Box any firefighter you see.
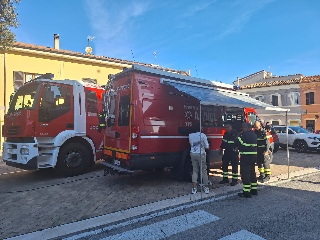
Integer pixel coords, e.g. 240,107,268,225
235,122,258,198
254,121,272,183
219,123,239,186
98,111,107,132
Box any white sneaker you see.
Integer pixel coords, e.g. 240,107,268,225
203,187,210,194
192,188,197,194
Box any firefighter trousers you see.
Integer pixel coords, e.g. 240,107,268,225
257,150,272,176
222,151,239,180
240,155,257,193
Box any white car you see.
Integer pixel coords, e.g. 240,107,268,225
273,126,320,153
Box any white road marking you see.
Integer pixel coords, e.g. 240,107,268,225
101,210,219,240
219,230,266,240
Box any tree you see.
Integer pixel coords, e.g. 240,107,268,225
0,0,20,52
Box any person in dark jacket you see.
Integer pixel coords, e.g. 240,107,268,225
235,122,258,198
98,111,107,132
254,121,272,182
219,123,239,186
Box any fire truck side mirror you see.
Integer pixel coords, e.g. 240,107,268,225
45,90,55,104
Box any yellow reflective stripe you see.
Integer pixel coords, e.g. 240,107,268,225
228,141,235,143
266,135,271,138
238,137,257,147
243,184,251,188
251,187,257,190
240,152,257,154
257,138,266,140
243,188,251,192
258,145,266,147
222,139,227,142
251,182,258,186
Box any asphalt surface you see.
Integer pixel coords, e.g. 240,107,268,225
73,171,320,240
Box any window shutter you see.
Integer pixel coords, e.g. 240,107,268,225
310,92,314,104
14,71,24,91
306,93,310,105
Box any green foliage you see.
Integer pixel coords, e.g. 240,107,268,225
0,0,20,52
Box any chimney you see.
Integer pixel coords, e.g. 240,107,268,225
54,34,59,50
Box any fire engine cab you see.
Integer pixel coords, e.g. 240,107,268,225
100,65,274,180
2,78,104,176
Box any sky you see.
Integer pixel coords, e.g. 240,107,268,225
13,0,320,84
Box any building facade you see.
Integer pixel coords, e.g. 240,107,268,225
300,75,320,132
236,71,303,126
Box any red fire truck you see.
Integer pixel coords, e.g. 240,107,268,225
100,65,272,180
2,77,105,176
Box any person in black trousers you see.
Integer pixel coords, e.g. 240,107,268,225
235,122,258,198
219,123,239,186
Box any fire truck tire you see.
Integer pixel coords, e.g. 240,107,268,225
56,143,90,177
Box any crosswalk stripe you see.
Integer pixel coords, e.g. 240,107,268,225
219,230,266,240
100,210,219,240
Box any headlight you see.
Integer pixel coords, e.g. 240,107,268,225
20,148,29,155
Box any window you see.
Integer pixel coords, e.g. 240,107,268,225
201,106,224,127
13,71,43,91
82,78,97,84
86,90,98,116
38,84,72,122
272,95,279,106
8,83,40,113
306,92,314,105
306,120,315,133
118,95,130,126
290,92,300,106
247,111,262,127
271,121,280,126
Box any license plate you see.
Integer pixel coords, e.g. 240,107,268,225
114,160,121,166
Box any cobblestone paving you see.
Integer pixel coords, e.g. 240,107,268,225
0,149,319,239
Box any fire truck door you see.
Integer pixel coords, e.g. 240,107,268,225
114,94,131,153
36,83,74,137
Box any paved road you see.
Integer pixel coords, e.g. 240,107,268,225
73,171,320,240
0,149,319,239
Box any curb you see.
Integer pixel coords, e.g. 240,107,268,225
5,167,320,240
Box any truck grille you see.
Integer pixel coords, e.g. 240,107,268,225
7,126,21,136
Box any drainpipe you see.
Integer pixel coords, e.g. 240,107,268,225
3,52,6,113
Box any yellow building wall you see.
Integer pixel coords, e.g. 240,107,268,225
0,49,129,151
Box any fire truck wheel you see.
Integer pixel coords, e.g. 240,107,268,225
56,143,90,176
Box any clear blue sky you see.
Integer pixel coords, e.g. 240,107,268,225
14,0,320,84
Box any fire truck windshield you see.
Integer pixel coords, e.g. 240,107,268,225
8,83,40,113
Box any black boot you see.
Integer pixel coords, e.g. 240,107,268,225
238,191,252,198
230,179,238,186
258,174,265,181
262,175,270,183
219,178,229,184
250,189,258,196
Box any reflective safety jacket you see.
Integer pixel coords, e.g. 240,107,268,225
98,111,107,132
235,130,257,155
220,129,238,152
254,128,270,152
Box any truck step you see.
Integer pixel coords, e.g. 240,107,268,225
99,161,134,174
39,153,53,156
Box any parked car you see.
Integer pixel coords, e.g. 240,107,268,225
315,130,320,134
273,126,320,153
270,127,279,153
